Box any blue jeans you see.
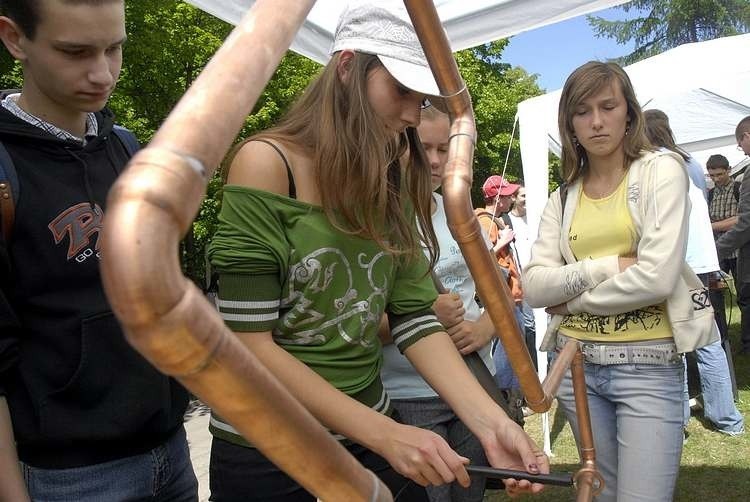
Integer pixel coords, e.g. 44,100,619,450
22,427,197,502
392,398,487,502
682,341,745,434
520,301,538,371
492,341,519,389
556,359,684,502
491,306,523,390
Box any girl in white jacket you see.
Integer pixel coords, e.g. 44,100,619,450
525,61,692,502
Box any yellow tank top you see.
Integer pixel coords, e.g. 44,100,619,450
559,176,671,342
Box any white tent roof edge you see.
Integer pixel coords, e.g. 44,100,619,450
186,0,630,64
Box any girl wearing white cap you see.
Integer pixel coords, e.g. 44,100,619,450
208,3,547,500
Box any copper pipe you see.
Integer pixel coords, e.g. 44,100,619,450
404,2,603,497
571,350,604,500
544,339,579,397
99,0,390,500
405,0,547,413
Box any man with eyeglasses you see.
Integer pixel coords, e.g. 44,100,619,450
716,116,750,355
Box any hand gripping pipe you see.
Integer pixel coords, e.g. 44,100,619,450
402,1,602,499
99,1,390,500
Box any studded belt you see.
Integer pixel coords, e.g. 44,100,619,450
556,334,681,366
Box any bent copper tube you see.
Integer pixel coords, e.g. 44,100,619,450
405,1,603,497
99,1,390,500
405,0,548,413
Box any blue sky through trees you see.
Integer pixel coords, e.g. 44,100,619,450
503,7,636,91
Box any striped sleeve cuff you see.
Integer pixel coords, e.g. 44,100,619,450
217,273,282,332
387,310,444,353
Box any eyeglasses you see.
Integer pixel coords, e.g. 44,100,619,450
420,98,433,110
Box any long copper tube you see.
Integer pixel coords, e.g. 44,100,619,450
405,0,547,413
99,1,390,500
404,1,603,496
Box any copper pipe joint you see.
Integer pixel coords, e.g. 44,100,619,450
541,338,579,402
573,463,605,501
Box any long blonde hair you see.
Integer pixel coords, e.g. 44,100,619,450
227,52,436,265
558,61,652,183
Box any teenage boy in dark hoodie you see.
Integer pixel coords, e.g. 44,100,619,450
0,1,197,500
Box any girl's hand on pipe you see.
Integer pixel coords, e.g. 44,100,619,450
378,421,471,488
476,415,549,497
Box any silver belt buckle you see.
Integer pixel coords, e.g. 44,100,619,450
581,342,598,364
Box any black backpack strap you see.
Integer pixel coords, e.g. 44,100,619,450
501,212,513,229
251,139,296,199
112,125,141,159
0,142,19,242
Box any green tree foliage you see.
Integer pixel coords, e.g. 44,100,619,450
0,22,21,89
455,41,543,206
110,0,231,139
111,1,320,288
589,0,750,64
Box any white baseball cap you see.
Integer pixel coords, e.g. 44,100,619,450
330,2,442,98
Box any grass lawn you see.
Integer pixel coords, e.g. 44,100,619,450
485,303,750,501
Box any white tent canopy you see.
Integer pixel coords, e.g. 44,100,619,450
186,0,628,64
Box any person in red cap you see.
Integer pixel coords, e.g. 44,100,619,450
474,175,526,420
482,175,520,215
475,175,522,302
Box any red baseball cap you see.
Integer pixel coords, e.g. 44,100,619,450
482,175,520,198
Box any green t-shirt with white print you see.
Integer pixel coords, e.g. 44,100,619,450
207,185,442,446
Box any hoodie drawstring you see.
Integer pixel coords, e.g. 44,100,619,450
66,149,97,210
651,157,660,230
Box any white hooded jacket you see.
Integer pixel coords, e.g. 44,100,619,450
525,150,718,353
